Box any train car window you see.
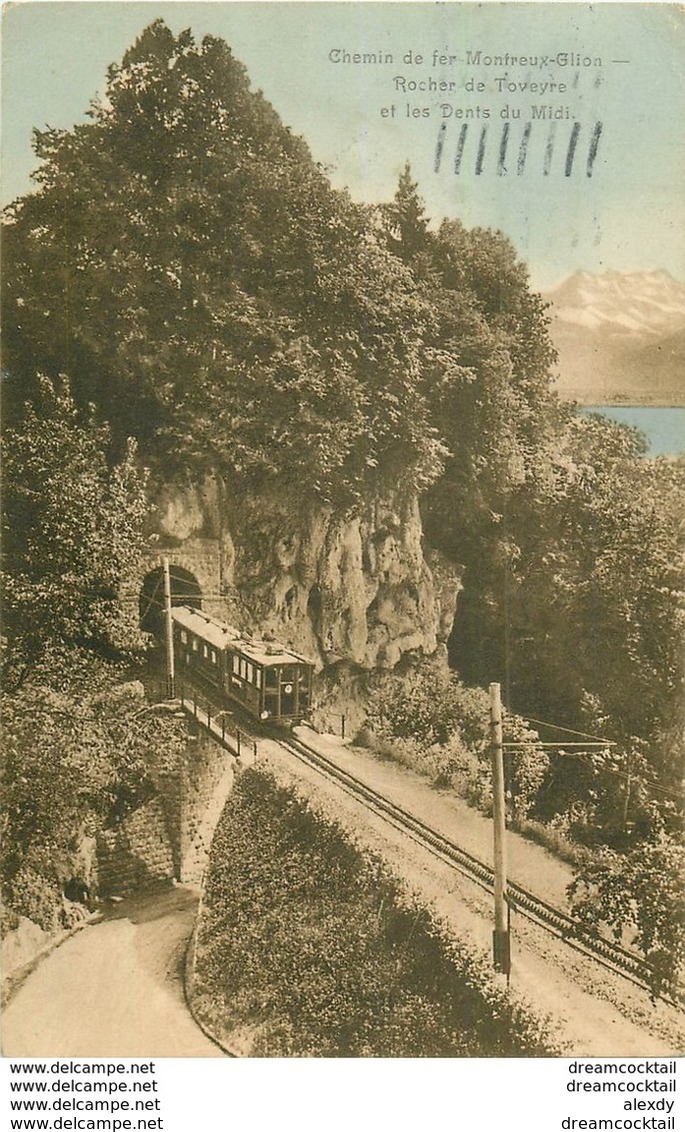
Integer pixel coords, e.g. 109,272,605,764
180,630,188,645
246,662,253,684
281,666,296,683
232,654,239,675
211,648,217,665
203,644,208,659
239,658,247,680
265,668,278,690
192,638,199,652
255,668,262,690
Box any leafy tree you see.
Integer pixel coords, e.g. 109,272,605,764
379,190,567,727
1,379,149,687
567,834,685,997
505,418,684,756
420,218,560,566
442,409,683,827
375,171,683,829
2,22,443,502
0,652,188,928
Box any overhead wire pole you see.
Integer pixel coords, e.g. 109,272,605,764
162,555,175,699
487,700,617,983
489,682,511,978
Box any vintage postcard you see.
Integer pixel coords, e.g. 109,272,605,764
1,0,683,1096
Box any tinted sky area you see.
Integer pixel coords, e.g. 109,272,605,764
2,2,684,290
584,406,685,455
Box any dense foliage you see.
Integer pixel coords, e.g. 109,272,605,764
378,171,683,783
1,380,186,931
376,169,684,857
1,654,187,930
365,665,549,821
2,22,442,502
567,836,685,997
194,767,564,1056
1,380,149,688
2,20,682,971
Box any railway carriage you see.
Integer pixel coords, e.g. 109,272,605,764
171,605,313,723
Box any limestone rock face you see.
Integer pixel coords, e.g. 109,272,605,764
151,477,461,674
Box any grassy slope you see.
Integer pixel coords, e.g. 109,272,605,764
191,766,565,1057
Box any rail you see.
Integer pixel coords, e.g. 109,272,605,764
171,685,677,1004
277,732,664,993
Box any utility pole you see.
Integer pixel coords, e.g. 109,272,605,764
489,682,510,977
621,749,633,834
162,555,175,699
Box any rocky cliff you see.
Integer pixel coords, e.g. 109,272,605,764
149,476,460,726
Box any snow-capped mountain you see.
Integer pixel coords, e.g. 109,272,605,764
544,270,685,405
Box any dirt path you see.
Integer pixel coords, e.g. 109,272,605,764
4,732,682,1060
2,887,223,1058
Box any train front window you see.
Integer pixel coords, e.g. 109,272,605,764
232,655,239,675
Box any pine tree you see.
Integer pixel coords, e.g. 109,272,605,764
381,161,429,265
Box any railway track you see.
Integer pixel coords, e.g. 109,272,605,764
272,730,672,1002
173,686,673,1003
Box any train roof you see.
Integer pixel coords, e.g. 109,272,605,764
236,638,312,668
171,605,313,668
171,605,241,649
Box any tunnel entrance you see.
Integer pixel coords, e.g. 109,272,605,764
139,564,202,638
447,574,505,688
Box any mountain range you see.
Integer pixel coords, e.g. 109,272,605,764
543,270,685,406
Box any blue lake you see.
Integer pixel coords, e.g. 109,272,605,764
581,407,685,456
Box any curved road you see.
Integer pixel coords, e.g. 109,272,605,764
2,887,224,1057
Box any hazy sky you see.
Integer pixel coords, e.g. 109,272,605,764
2,2,684,289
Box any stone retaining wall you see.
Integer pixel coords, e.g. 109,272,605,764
176,735,236,887
96,798,175,896
95,732,236,896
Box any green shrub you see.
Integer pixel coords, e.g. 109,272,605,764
7,866,63,933
516,814,595,870
365,668,549,820
567,834,685,997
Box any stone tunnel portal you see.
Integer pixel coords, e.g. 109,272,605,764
139,564,203,639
